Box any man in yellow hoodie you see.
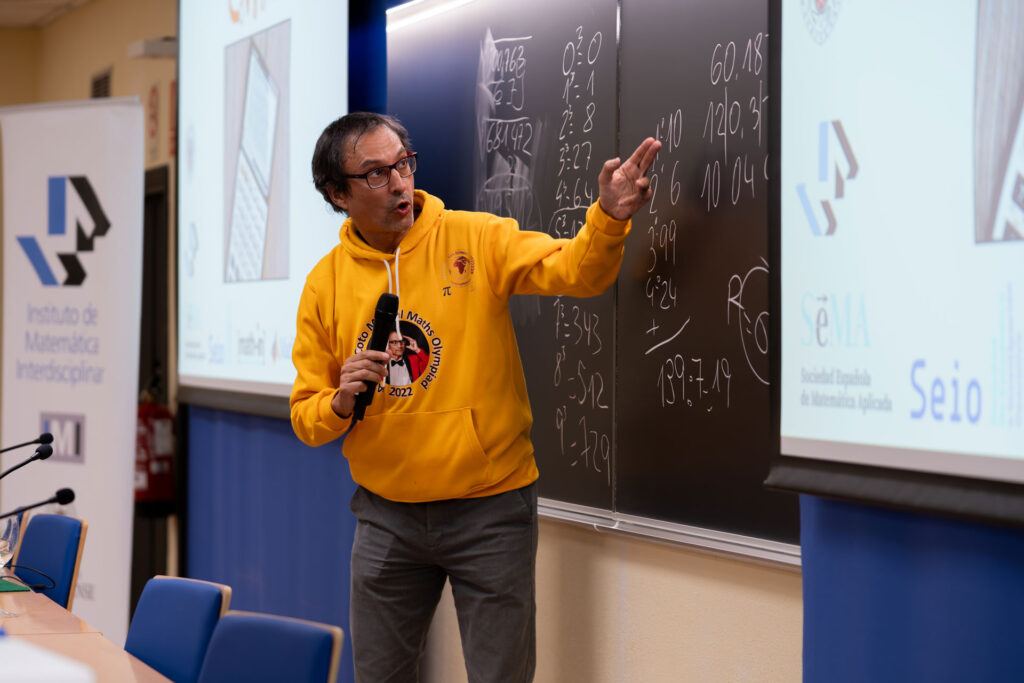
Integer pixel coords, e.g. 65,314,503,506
291,111,659,682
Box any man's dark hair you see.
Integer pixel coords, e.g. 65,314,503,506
311,112,413,213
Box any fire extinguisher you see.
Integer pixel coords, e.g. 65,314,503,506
135,398,175,502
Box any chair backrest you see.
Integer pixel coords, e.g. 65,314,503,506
197,610,344,683
13,514,87,609
124,575,232,683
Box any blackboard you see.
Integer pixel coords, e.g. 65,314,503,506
387,0,799,549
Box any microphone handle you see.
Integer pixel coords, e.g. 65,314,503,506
0,496,59,521
352,319,395,423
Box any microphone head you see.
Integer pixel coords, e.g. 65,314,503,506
376,293,399,316
33,444,53,461
55,488,75,505
38,432,53,445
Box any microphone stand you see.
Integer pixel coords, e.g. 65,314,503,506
0,446,53,481
0,489,75,521
0,434,52,454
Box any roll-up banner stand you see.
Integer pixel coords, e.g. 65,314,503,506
0,98,143,644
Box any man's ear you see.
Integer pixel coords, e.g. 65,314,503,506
327,185,349,212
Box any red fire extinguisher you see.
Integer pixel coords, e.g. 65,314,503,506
135,399,175,502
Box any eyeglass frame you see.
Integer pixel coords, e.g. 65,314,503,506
342,153,418,190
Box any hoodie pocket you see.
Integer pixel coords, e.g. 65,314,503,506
343,407,492,502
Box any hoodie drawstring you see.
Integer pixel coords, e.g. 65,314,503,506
393,247,402,336
382,248,402,336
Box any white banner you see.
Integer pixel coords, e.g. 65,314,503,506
1,99,143,644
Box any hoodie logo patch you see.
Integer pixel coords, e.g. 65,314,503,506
356,309,444,395
446,250,475,286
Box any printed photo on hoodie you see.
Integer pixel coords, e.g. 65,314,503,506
384,320,430,387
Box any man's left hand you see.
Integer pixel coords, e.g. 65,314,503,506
597,137,662,221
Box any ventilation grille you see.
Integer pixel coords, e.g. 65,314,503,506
91,69,111,98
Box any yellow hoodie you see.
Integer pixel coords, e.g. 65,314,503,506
290,190,630,502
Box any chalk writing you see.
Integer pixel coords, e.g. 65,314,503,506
548,24,611,485
727,258,770,384
701,33,770,213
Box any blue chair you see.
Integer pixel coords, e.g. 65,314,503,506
13,513,87,609
197,610,344,683
125,575,232,683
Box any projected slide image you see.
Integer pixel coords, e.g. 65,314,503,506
223,21,291,283
178,0,347,395
780,0,1024,481
974,0,1024,243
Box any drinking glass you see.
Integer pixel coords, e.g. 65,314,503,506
0,516,20,617
0,516,18,567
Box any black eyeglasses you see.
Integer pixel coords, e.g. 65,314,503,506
343,153,418,189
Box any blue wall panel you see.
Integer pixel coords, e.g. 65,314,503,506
801,495,1024,682
186,405,356,682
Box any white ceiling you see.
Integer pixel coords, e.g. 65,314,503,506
0,0,90,28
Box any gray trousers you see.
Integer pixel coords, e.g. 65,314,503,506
349,483,538,683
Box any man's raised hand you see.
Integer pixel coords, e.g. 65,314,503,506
597,137,662,221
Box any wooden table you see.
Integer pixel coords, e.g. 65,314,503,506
0,588,97,635
1,583,171,682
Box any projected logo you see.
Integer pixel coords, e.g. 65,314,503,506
796,120,858,237
18,176,111,286
40,412,86,464
228,0,271,24
802,0,841,45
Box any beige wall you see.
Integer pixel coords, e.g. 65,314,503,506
0,0,178,198
36,0,177,171
0,29,41,106
423,519,803,683
0,0,178,171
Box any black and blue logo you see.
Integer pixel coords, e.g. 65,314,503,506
18,176,110,286
796,120,858,237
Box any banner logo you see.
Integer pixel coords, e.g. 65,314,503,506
40,412,86,464
796,120,858,236
18,176,111,286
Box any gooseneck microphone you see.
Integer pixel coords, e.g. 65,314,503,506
0,432,53,454
352,293,399,423
0,445,54,481
0,488,75,520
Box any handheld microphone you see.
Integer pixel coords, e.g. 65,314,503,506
0,432,53,454
352,293,399,423
0,488,75,520
0,445,53,481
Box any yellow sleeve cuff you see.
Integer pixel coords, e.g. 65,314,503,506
318,391,352,433
589,200,631,237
